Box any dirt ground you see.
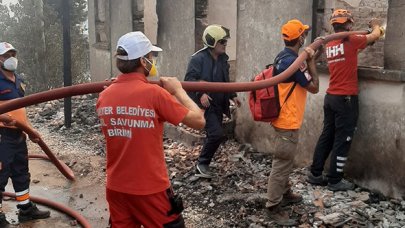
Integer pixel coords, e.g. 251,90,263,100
2,100,404,228
3,110,231,228
3,125,109,228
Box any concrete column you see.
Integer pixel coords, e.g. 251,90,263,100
234,0,313,158
89,0,113,82
207,0,237,61
110,0,133,76
144,0,158,44
195,0,208,51
156,0,195,80
132,0,144,32
384,0,405,70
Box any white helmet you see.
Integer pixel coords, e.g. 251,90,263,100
202,24,230,48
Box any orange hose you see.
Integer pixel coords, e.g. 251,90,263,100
0,31,368,115
2,192,91,228
0,115,75,180
29,154,55,160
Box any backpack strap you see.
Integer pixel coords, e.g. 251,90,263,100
273,52,291,74
274,51,298,109
281,82,297,108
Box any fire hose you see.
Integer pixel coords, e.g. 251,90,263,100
0,31,368,115
0,117,87,226
2,192,91,228
0,31,367,227
0,115,75,180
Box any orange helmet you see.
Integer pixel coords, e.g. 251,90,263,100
330,9,354,24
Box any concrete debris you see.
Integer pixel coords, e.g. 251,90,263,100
28,96,405,227
69,220,78,226
318,212,345,224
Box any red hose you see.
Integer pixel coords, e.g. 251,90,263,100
0,31,368,115
29,154,56,160
0,115,75,180
28,154,71,172
28,153,73,178
2,192,91,228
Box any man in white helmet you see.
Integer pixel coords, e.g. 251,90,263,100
184,24,241,178
0,42,50,227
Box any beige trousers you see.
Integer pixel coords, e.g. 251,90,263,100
266,128,299,207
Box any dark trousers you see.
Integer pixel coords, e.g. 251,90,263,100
310,94,359,184
0,128,30,205
198,107,224,165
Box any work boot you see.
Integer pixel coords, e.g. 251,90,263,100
0,212,10,228
195,164,213,179
266,204,297,226
327,179,355,192
306,172,328,186
281,189,303,206
17,202,50,223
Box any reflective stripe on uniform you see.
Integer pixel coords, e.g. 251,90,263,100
336,162,345,167
337,156,347,161
15,189,30,203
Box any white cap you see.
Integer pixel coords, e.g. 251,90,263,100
0,42,17,55
116,32,162,60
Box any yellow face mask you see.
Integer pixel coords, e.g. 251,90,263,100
144,58,158,77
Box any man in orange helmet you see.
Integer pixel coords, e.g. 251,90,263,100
307,10,383,191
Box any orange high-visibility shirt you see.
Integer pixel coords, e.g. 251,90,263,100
97,73,189,195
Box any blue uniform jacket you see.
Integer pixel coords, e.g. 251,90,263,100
0,71,25,101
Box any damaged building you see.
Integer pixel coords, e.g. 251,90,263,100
87,0,405,198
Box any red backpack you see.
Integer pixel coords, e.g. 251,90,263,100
249,56,296,122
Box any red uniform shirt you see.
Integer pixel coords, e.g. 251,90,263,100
325,34,367,95
96,73,188,195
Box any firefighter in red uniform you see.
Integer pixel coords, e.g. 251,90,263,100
96,32,205,227
0,42,50,227
307,10,383,191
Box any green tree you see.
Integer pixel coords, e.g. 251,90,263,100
6,0,47,93
0,1,14,34
0,0,89,93
44,0,89,87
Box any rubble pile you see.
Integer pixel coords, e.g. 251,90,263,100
28,95,106,155
27,96,405,227
163,139,405,227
